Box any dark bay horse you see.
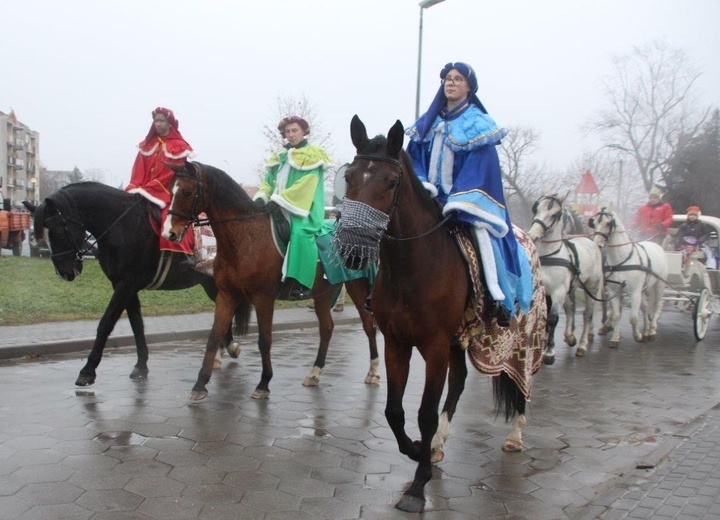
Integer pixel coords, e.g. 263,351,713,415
333,116,547,512
27,182,251,386
162,162,378,401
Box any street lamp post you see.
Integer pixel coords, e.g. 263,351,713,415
415,0,446,120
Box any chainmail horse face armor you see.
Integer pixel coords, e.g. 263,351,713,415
332,197,390,271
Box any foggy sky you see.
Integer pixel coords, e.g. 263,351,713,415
2,0,719,189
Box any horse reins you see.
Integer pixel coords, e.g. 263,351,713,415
47,193,143,260
353,154,452,242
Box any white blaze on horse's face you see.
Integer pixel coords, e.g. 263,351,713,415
161,184,180,241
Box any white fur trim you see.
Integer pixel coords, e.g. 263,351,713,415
137,143,159,157
444,201,509,238
164,149,195,160
128,188,166,208
270,194,309,218
474,227,506,301
422,182,438,198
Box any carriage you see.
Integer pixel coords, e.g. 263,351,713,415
662,214,720,340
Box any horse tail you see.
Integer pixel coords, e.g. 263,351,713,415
232,296,253,337
492,371,526,421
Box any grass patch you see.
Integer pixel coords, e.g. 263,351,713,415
0,257,216,326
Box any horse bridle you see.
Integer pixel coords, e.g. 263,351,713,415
44,194,141,260
352,153,452,242
531,195,564,236
167,162,204,228
588,208,617,242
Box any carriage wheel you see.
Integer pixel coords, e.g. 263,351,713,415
693,287,710,341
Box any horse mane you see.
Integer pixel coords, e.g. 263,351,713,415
192,162,254,210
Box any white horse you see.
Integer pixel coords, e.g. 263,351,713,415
528,194,604,362
589,208,668,347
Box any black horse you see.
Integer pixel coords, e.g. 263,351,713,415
26,182,251,387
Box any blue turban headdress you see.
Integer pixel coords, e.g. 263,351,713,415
414,62,489,140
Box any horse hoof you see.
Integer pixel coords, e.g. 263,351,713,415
543,354,555,365
302,376,320,387
646,334,656,342
575,348,586,357
609,340,619,348
75,374,96,386
129,367,149,379
502,439,523,452
431,448,445,464
565,337,577,347
251,389,270,400
188,389,208,401
395,494,425,513
227,341,241,359
364,374,381,385
598,325,613,336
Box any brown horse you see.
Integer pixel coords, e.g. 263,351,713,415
162,161,378,401
334,116,547,512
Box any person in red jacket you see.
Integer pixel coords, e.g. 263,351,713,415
125,107,195,255
632,187,674,244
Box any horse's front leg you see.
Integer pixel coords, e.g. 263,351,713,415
628,289,644,343
125,293,150,379
608,289,623,347
189,292,235,401
76,283,138,386
576,295,596,357
395,342,448,513
251,298,275,399
384,340,416,458
544,294,559,365
431,339,467,463
563,289,577,347
643,283,664,341
346,279,380,384
302,283,334,387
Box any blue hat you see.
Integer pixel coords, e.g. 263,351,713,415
414,62,488,139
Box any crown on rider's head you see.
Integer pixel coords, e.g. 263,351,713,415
687,205,701,215
649,186,662,198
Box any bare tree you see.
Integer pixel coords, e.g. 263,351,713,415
587,40,711,193
498,126,552,225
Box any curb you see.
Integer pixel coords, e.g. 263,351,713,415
0,314,362,361
570,405,716,520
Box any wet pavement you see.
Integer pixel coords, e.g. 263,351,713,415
0,307,719,519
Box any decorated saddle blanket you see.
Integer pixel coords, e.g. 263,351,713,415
455,225,547,400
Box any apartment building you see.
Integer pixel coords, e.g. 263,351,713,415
1,109,40,208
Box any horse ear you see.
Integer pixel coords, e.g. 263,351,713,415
22,200,37,214
350,115,368,152
560,189,571,203
387,120,405,157
164,161,185,173
532,199,539,214
588,217,595,229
